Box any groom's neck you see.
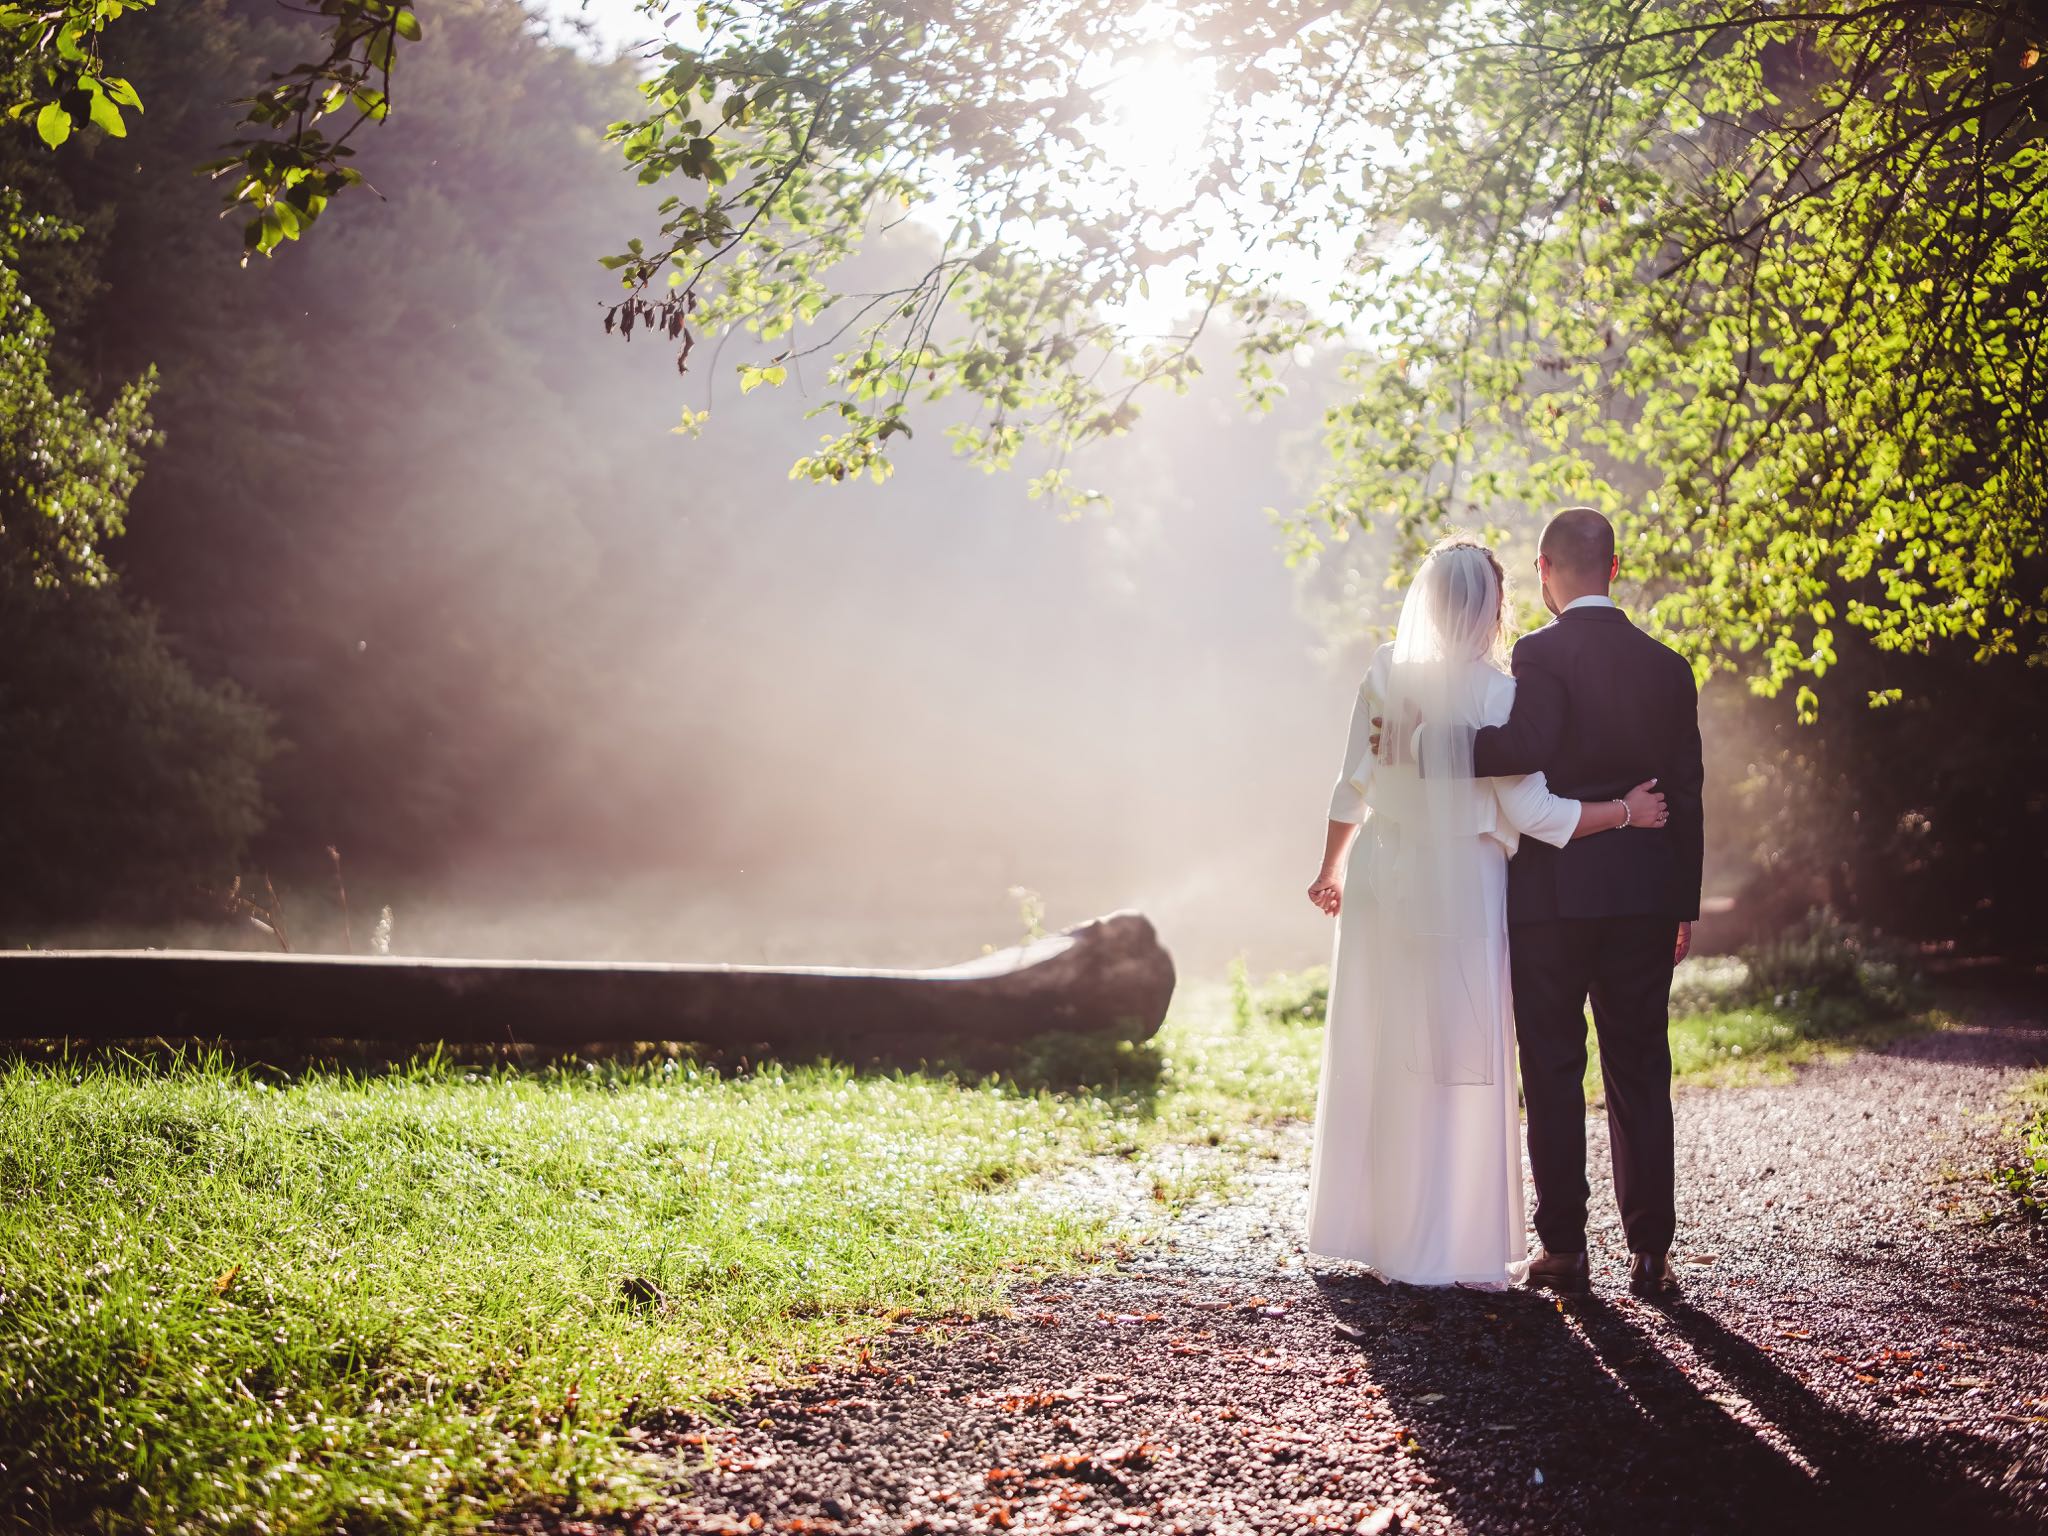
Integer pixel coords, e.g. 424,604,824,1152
1547,578,1609,612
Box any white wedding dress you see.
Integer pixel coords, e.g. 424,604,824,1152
1307,644,1582,1285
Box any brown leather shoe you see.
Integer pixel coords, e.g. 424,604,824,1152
1517,1248,1590,1293
1628,1252,1680,1301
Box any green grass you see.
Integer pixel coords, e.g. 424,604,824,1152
0,993,1318,1534
2,936,1927,1536
1250,939,1933,1102
1989,1070,2048,1223
1616,935,1930,1093
1596,1000,1930,1094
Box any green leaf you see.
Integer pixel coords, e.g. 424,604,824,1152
86,88,126,139
394,9,422,42
35,103,72,149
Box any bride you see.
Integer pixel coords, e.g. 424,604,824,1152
1303,537,1665,1286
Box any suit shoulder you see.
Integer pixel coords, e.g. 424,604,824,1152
1623,630,1700,711
1509,622,1565,662
1639,631,1698,687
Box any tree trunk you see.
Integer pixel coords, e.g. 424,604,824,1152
0,910,1176,1050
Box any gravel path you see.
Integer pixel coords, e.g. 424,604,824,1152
510,1003,2048,1535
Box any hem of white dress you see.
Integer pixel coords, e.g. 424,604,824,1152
1305,1242,1524,1289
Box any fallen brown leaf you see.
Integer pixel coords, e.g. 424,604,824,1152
1103,1439,1175,1467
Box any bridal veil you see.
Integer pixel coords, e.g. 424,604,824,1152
1353,541,1506,1086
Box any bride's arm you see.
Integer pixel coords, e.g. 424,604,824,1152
1497,772,1667,845
1484,670,1663,843
1308,820,1360,915
1568,780,1666,837
1310,670,1380,915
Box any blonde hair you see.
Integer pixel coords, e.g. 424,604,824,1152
1420,534,1509,667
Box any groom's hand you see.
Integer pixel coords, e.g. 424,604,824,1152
1674,921,1693,964
1367,710,1422,764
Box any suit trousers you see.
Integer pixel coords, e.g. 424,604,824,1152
1508,915,1679,1256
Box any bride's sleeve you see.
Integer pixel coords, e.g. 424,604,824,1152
1328,683,1375,824
1486,674,1578,847
1495,769,1579,848
1326,655,1386,824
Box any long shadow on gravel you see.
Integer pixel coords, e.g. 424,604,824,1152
1655,1304,2035,1529
1314,1272,2027,1533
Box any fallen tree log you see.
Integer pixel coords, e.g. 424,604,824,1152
0,910,1175,1049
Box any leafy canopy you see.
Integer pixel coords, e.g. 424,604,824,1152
6,0,2041,703
0,190,272,904
0,193,153,585
599,0,2048,702
1,0,422,256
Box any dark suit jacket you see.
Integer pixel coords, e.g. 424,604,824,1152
1473,604,1704,924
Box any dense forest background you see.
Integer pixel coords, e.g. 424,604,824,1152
1,0,2040,968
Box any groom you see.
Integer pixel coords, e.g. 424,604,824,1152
1473,507,1704,1299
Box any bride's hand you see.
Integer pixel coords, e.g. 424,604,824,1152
1623,778,1668,829
1307,874,1343,916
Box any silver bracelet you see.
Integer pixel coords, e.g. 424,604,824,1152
1617,798,1631,829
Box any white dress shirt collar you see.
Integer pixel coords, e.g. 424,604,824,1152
1562,593,1617,612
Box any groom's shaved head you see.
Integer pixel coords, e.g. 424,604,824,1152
1540,507,1616,585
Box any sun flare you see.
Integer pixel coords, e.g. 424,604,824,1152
1095,48,1219,214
